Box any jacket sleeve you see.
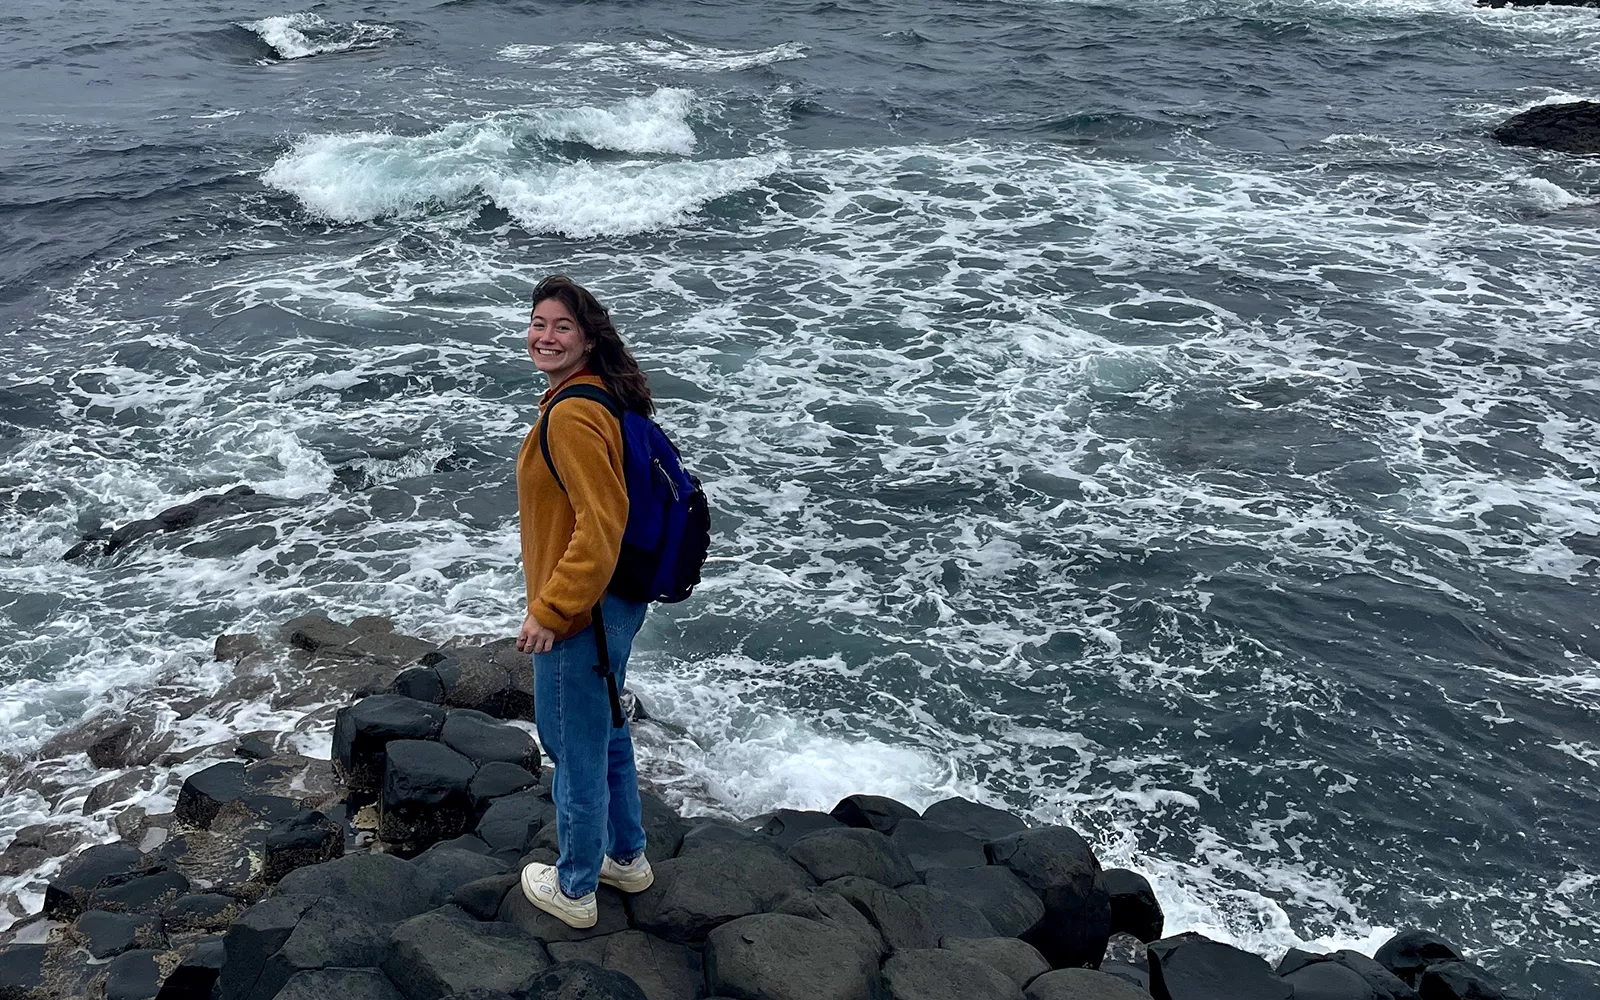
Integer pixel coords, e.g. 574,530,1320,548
529,400,628,635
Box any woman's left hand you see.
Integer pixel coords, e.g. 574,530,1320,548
518,614,557,654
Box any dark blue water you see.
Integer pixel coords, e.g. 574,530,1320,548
2,0,1598,993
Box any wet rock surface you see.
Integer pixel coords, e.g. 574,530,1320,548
0,617,1530,1000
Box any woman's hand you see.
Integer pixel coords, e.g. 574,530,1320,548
517,614,557,654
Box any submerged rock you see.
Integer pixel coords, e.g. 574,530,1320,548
1493,101,1600,155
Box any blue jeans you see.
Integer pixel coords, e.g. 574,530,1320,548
533,592,649,898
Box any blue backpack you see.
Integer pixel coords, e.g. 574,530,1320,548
538,383,711,725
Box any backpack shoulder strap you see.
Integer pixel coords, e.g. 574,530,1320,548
538,383,622,494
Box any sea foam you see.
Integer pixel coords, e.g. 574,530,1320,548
240,13,398,61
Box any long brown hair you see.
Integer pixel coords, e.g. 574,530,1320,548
530,274,653,417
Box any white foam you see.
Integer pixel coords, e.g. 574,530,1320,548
533,88,698,156
241,13,398,61
497,37,806,73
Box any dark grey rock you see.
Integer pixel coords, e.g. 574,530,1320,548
476,791,555,858
276,853,441,920
174,759,309,830
1026,967,1151,1000
826,876,939,951
0,944,46,998
164,893,240,933
891,819,988,875
788,826,916,887
883,948,1023,1000
384,905,550,1000
147,829,261,899
449,873,519,921
499,881,631,942
74,909,163,959
678,818,755,854
899,883,1000,942
545,930,703,1000
1284,960,1382,1000
332,694,448,794
706,913,881,1000
1493,101,1600,154
942,937,1050,989
1279,949,1415,1000
639,792,685,863
830,794,918,835
89,868,191,915
1417,960,1508,1000
437,992,515,1000
281,613,359,652
215,633,264,664
264,810,343,883
628,840,814,944
275,968,407,1000
1147,932,1292,1000
43,842,142,918
925,866,1046,938
219,894,320,1000
1099,960,1151,993
106,949,163,1000
87,721,140,769
426,648,536,721
435,833,494,856
441,710,541,770
154,937,226,1000
749,809,842,850
1375,930,1464,988
524,960,650,1000
770,885,886,957
390,666,446,705
922,797,1028,843
411,846,510,900
246,896,393,1000
380,739,476,846
469,763,538,815
1101,869,1163,943
986,826,1110,969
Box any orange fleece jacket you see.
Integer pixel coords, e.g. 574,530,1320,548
516,373,628,640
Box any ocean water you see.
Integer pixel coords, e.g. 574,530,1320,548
1,0,1598,992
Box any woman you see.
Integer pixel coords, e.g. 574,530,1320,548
514,274,654,929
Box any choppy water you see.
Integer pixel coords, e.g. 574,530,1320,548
2,0,1598,992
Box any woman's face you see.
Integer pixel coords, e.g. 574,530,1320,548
528,297,590,383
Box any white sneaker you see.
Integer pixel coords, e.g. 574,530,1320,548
520,861,597,929
599,853,655,893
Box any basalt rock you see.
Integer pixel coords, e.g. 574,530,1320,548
1375,930,1464,988
897,883,999,942
1279,948,1416,999
379,739,476,847
174,756,334,830
924,865,1046,939
628,841,814,944
524,961,650,1000
383,906,550,1000
986,826,1110,969
639,792,686,863
264,810,343,883
825,876,940,951
941,937,1051,990
1417,960,1509,1000
422,646,536,721
155,937,226,1000
440,710,541,771
1100,868,1163,943
1026,968,1151,1000
219,894,319,1000
1493,101,1600,154
43,843,143,919
500,884,631,942
409,846,509,899
922,797,1028,842
88,867,191,916
748,809,842,850
706,913,882,1000
1147,932,1292,1000
105,949,163,1000
830,794,919,836
545,930,703,1000
475,791,555,861
882,948,1024,1000
449,873,519,921
275,968,406,1000
165,893,241,933
770,886,887,957
891,819,988,875
242,896,392,1000
788,827,916,887
469,763,538,816
73,909,164,959
333,695,448,795
276,853,441,920
0,944,46,999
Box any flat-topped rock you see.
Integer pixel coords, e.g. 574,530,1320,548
276,853,442,920
941,937,1050,990
380,739,476,846
707,913,882,1000
333,695,448,794
441,710,541,771
922,797,1027,843
788,826,916,887
383,906,550,1000
629,840,814,944
545,930,702,1000
1027,967,1151,1000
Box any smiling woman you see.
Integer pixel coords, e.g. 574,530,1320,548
513,275,658,929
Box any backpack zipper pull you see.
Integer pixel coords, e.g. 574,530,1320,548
654,458,679,501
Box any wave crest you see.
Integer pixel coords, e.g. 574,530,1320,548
240,12,398,60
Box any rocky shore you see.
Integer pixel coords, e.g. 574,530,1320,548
0,615,1523,1000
